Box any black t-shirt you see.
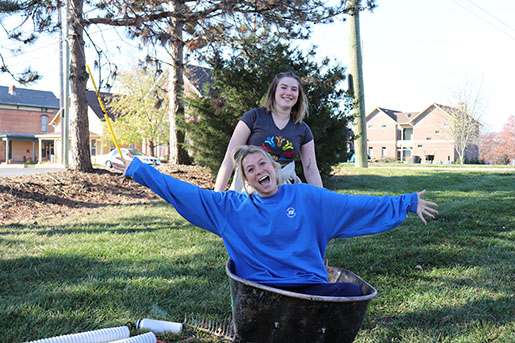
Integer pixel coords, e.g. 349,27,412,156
240,107,314,166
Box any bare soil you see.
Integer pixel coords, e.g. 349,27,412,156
0,165,216,226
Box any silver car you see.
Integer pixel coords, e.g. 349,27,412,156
100,148,161,168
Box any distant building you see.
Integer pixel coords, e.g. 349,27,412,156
0,85,59,163
0,64,212,165
366,103,479,163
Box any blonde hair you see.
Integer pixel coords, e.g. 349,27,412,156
232,145,282,194
262,72,308,124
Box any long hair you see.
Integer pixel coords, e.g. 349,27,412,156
262,72,308,124
232,145,282,194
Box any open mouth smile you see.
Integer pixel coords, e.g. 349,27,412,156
258,175,270,185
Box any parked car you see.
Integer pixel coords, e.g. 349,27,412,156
98,148,161,168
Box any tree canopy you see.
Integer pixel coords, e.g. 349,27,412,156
104,68,169,156
0,0,376,170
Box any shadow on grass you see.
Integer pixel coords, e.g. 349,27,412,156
326,171,514,194
365,295,513,340
0,243,231,342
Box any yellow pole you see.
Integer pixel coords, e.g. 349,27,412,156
86,64,124,161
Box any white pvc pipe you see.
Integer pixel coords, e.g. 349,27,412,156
135,318,183,334
110,332,157,343
25,326,130,343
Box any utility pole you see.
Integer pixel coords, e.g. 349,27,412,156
58,0,64,165
62,0,70,167
348,0,368,168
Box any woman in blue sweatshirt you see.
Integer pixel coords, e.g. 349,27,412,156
113,145,438,296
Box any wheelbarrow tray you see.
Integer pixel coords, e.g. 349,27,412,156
226,259,377,343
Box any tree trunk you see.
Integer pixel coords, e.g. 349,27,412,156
168,0,190,165
68,0,92,171
149,140,156,156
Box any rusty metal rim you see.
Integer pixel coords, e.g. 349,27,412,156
225,260,378,303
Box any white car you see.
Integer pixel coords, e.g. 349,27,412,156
99,148,161,168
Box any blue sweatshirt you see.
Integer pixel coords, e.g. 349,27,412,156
126,158,418,287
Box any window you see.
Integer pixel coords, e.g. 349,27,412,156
403,128,413,140
418,144,423,148
368,124,374,129
435,130,440,135
381,124,387,129
381,147,386,158
41,115,48,133
444,123,449,127
90,139,97,156
368,147,373,157
426,137,432,140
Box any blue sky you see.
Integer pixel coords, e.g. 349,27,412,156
1,0,513,132
299,0,515,132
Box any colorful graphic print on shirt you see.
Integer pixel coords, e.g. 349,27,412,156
262,135,295,165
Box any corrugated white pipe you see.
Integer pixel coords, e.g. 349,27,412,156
25,326,130,343
110,332,157,343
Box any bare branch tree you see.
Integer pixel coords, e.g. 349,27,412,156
447,79,485,164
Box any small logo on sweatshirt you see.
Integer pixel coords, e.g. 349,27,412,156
286,207,296,218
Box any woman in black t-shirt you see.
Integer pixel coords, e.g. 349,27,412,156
214,72,323,192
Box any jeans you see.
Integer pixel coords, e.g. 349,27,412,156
278,282,364,297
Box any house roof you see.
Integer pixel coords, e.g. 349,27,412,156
86,90,118,121
0,85,59,109
49,91,118,126
374,107,417,124
369,104,460,125
184,64,213,97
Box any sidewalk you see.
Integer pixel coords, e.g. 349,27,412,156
0,162,66,169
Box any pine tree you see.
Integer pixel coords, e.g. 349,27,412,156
182,42,351,176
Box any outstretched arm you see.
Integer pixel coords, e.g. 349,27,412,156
416,190,439,225
112,155,229,236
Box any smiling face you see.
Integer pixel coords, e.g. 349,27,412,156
241,151,279,197
274,76,299,112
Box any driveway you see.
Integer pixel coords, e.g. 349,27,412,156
0,167,66,177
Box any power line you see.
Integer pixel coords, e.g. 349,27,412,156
450,0,515,41
465,0,515,33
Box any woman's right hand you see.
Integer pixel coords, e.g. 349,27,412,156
112,152,134,179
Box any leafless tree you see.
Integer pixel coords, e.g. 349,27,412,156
447,79,485,164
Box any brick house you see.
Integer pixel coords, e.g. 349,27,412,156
0,85,59,164
1,64,211,165
366,103,479,163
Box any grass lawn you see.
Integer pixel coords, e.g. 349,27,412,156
1,166,513,342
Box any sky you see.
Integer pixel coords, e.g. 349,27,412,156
1,0,514,132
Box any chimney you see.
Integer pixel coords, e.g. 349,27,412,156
8,85,16,96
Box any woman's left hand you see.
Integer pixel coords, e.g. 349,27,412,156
416,190,439,225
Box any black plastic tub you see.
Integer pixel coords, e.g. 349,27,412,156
226,259,377,343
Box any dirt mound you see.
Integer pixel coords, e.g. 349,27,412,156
0,164,216,226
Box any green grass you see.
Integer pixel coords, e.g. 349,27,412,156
1,166,514,342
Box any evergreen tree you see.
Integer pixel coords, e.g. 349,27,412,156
182,41,351,177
